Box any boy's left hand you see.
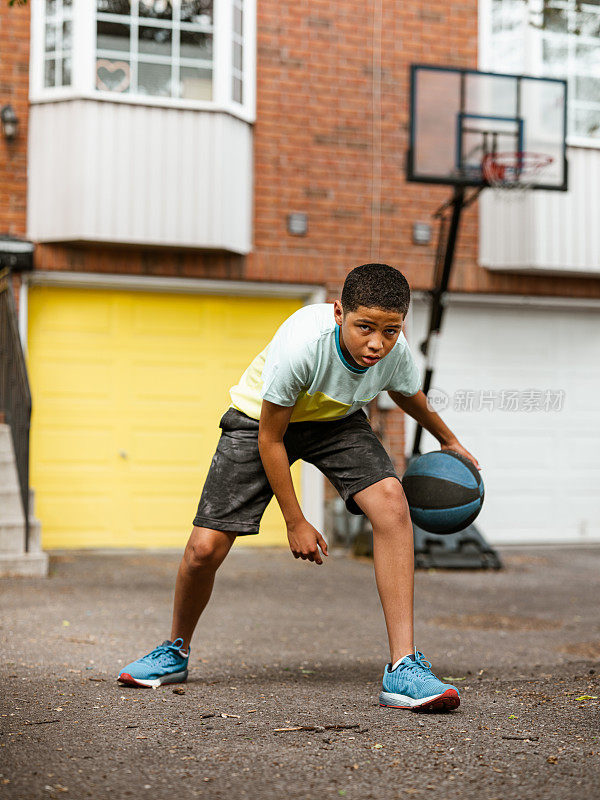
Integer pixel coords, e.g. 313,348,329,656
440,440,481,471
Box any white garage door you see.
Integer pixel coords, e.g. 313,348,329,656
405,298,600,545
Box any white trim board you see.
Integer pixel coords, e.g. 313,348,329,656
411,291,600,311
23,270,325,299
20,271,327,538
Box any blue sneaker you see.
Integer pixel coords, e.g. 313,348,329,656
117,638,189,688
379,649,460,712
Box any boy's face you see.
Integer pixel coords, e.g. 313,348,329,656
333,301,405,368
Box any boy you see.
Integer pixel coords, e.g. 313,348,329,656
118,264,479,712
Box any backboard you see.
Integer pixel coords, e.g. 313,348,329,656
407,65,568,191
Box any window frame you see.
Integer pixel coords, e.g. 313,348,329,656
479,0,600,148
30,0,256,124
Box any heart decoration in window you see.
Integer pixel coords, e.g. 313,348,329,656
96,59,131,93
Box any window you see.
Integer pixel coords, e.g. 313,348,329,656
485,0,600,144
31,0,255,119
43,0,74,88
232,0,243,103
96,1,213,100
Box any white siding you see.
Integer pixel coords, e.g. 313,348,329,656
480,148,600,277
27,100,253,254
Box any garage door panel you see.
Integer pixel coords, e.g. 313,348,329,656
562,378,600,413
561,314,600,346
130,296,209,337
41,492,114,542
130,491,198,527
127,342,211,361
429,317,553,362
36,358,115,401
436,369,559,393
33,425,115,466
28,288,302,549
129,429,213,466
32,291,116,335
427,424,557,470
204,297,287,335
480,368,557,388
487,431,555,469
482,492,555,523
558,477,600,498
131,363,207,399
559,432,600,468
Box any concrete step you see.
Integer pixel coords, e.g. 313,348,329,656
0,450,14,465
0,458,21,486
0,520,25,554
0,424,14,457
0,551,49,577
0,425,43,558
0,471,39,520
0,488,25,523
0,424,27,525
0,463,21,484
0,517,43,554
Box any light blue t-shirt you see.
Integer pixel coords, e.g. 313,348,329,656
229,303,421,422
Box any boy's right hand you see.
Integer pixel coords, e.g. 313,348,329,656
286,518,329,565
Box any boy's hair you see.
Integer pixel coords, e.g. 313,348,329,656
341,263,411,316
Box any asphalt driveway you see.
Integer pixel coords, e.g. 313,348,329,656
1,546,599,799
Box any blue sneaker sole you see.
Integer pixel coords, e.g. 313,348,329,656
117,668,188,688
379,688,460,712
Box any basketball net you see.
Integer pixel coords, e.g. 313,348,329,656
481,152,554,200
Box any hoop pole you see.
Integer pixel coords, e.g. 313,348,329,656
412,185,466,456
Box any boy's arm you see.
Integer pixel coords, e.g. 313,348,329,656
388,389,481,470
258,400,329,565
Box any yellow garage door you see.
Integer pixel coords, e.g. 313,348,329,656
27,287,302,549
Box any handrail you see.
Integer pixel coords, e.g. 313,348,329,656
0,268,31,550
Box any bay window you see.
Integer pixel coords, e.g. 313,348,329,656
31,0,255,121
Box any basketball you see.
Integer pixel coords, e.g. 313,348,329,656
402,451,484,535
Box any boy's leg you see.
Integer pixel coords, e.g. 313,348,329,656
354,477,460,710
291,413,459,709
174,409,276,649
118,410,271,686
353,477,414,664
170,526,237,650
290,413,413,663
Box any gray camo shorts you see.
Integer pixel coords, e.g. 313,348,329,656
193,407,399,535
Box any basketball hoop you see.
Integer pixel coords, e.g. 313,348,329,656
482,152,554,195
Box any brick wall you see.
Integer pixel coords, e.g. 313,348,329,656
247,0,473,295
0,2,29,241
1,2,30,314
